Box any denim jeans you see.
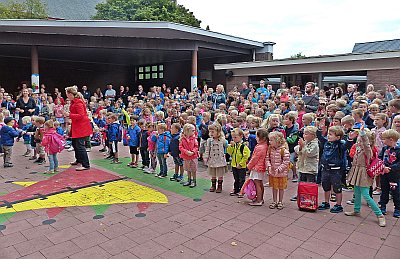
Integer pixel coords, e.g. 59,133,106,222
48,154,59,171
353,186,382,216
157,153,168,176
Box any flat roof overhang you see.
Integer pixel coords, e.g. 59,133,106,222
215,51,400,76
0,20,269,66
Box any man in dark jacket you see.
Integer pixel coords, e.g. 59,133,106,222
302,82,319,113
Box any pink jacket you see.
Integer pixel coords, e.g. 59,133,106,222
266,146,290,177
247,142,268,173
147,131,156,151
179,135,198,160
41,128,65,155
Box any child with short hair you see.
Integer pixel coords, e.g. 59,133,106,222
388,99,400,128
21,116,33,157
198,112,212,162
41,120,65,174
138,119,150,171
318,126,347,213
204,123,228,193
127,115,141,167
227,128,251,196
379,129,400,218
0,117,23,167
108,114,122,164
179,123,199,187
151,123,171,178
283,111,299,182
246,128,269,206
34,116,46,165
170,123,184,181
266,131,290,209
352,108,365,130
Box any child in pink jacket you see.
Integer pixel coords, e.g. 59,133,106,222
146,122,157,174
179,123,199,188
247,128,269,206
266,131,290,210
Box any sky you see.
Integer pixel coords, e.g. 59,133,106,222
178,0,400,59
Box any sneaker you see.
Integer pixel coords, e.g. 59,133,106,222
346,199,355,205
318,202,331,210
3,163,13,168
330,194,337,202
182,181,191,186
54,167,59,172
393,209,400,218
344,211,360,216
127,162,133,167
342,186,354,192
292,177,298,183
373,188,381,195
131,163,138,168
237,194,244,198
176,175,184,182
170,174,178,181
105,155,114,160
29,156,37,160
38,159,46,165
148,168,156,174
378,215,386,227
189,181,197,188
67,147,74,152
277,202,284,210
44,170,55,174
380,206,387,215
110,160,122,164
290,195,298,201
330,204,343,213
142,166,149,171
99,148,107,152
86,148,91,152
230,192,239,196
155,173,161,177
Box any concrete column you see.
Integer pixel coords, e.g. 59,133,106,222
31,46,39,93
191,49,198,92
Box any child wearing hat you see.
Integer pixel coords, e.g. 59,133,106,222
0,117,24,167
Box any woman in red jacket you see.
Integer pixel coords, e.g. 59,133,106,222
64,86,92,171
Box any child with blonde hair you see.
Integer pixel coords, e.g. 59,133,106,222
246,128,269,206
179,123,199,187
266,131,290,209
372,113,389,195
265,114,286,138
41,120,65,174
204,123,228,193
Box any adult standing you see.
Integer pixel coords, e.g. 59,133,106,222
15,88,36,126
64,86,92,171
212,84,226,109
240,82,250,98
104,84,116,101
302,82,319,113
94,87,104,101
276,82,288,96
81,85,91,101
135,85,147,100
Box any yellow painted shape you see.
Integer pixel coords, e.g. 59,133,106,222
13,182,37,187
0,180,168,215
58,165,71,169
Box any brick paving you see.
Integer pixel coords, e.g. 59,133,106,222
0,142,398,259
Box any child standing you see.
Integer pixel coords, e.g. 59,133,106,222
108,114,122,164
41,120,64,174
0,117,23,167
138,119,150,171
21,116,33,157
283,111,299,182
179,123,199,187
266,131,290,209
291,126,319,201
146,122,157,174
204,123,228,193
151,123,171,178
170,123,184,181
378,129,400,218
127,115,141,167
318,126,347,213
246,128,269,206
227,128,250,196
345,125,386,226
33,116,46,165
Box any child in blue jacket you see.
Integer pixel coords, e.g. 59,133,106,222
0,117,23,167
127,115,141,168
21,116,33,157
107,114,122,164
151,123,171,178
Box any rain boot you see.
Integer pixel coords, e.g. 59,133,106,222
209,179,217,192
216,180,223,193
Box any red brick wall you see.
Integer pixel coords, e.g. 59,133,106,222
367,69,400,90
226,76,249,92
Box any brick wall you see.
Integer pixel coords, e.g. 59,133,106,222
367,69,400,90
226,76,249,92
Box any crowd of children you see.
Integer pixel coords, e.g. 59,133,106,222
1,81,400,228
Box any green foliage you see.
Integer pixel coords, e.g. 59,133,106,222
93,0,201,27
0,0,48,19
290,52,306,59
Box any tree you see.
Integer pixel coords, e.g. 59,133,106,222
0,0,47,19
92,0,201,28
290,52,306,59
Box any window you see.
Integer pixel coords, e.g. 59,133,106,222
138,64,164,80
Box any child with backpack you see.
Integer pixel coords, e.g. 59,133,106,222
127,115,141,168
266,131,291,209
227,128,250,197
345,125,386,227
41,120,65,174
204,123,228,193
179,123,199,187
108,114,122,164
246,128,269,206
170,123,184,181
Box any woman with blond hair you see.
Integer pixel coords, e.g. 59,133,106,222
64,86,92,171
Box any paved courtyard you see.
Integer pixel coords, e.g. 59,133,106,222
0,142,398,259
